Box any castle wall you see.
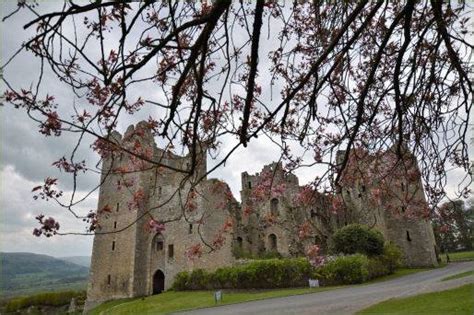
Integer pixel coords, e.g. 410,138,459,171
86,125,439,311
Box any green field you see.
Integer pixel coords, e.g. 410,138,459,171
358,284,474,314
89,268,434,315
441,251,474,263
365,268,432,284
441,270,474,282
89,287,338,315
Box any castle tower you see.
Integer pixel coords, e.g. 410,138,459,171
85,122,237,311
337,147,438,267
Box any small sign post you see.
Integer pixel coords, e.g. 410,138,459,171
214,290,222,304
308,279,320,288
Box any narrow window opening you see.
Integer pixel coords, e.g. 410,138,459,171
114,221,117,229
168,244,174,258
236,236,243,248
156,240,163,251
116,203,119,212
158,186,162,195
248,181,252,189
310,209,317,218
188,223,193,234
107,274,111,285
401,182,405,192
270,198,279,216
361,185,366,192
406,230,412,242
112,241,116,251
401,206,406,213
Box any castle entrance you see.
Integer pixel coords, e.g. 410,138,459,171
152,270,165,294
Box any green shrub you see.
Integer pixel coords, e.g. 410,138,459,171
3,290,86,313
367,242,402,279
317,254,369,285
172,258,312,290
187,269,210,290
380,242,402,272
172,271,190,290
331,224,384,256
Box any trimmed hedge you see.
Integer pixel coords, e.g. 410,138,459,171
331,224,385,256
316,254,369,285
173,258,312,290
173,243,402,290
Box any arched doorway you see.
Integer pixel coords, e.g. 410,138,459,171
152,270,165,294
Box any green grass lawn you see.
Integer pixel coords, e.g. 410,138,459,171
89,287,338,315
441,250,474,263
89,268,435,315
365,268,432,284
358,284,474,315
441,270,474,282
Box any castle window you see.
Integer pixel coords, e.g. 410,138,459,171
310,209,317,218
114,221,117,229
401,206,406,213
248,181,252,189
270,198,279,216
401,182,405,192
361,185,366,192
156,240,163,251
107,274,111,285
406,230,412,242
112,241,116,251
188,224,193,234
116,203,119,212
168,244,174,258
236,237,243,248
268,234,277,251
154,234,164,251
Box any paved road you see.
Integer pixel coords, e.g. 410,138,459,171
176,261,473,315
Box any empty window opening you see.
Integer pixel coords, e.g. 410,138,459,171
270,198,279,216
248,181,252,189
361,185,366,192
310,209,317,218
168,244,174,258
154,234,164,251
107,274,111,285
114,221,117,229
268,234,277,251
188,224,193,234
401,206,406,213
156,240,164,251
112,241,116,251
236,237,243,248
116,203,119,212
401,182,405,192
406,230,412,242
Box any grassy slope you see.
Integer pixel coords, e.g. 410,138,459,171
358,284,474,315
1,252,89,297
441,250,474,263
441,270,474,281
89,287,338,315
89,268,433,315
365,268,432,284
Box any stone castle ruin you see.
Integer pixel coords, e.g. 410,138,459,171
85,122,438,309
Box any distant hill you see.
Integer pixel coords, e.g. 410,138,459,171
59,256,91,268
1,252,89,297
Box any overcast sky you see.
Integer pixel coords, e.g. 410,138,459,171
1,2,472,258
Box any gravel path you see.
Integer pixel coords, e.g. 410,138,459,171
176,261,473,315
